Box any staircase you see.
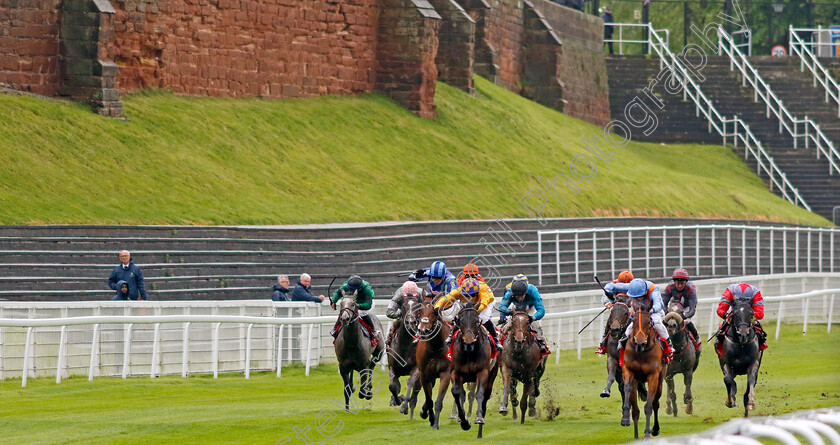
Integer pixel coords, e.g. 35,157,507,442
606,55,840,221
606,56,721,145
749,56,840,144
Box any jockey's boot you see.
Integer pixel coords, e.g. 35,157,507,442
360,313,380,339
484,320,503,352
596,330,609,355
617,334,628,351
686,321,701,351
537,337,548,355
664,338,675,364
331,320,341,338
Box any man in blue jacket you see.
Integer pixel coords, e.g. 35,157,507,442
292,273,325,303
498,278,548,355
108,251,147,301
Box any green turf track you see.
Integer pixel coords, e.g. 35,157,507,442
0,323,837,444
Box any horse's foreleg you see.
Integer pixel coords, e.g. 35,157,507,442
723,364,737,408
340,367,353,412
621,370,633,427
450,378,471,431
420,378,433,424
435,371,452,430
665,374,676,417
683,370,695,415
408,369,421,420
745,360,760,417
389,368,402,407
474,373,488,425
467,382,476,417
649,371,663,437
359,367,374,400
603,357,617,398
500,365,512,415
520,379,532,424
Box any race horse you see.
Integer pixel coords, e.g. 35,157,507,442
415,296,452,429
449,303,500,439
601,297,631,400
621,308,667,440
387,292,422,418
334,295,385,412
716,300,763,417
499,310,545,423
663,303,700,416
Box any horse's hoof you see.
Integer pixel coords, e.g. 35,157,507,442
621,417,631,427
600,390,611,398
450,413,458,419
399,404,408,415
665,403,672,415
499,407,508,416
747,402,755,411
652,426,660,436
432,424,438,430
420,409,428,420
725,399,733,408
529,407,537,417
685,404,694,415
461,420,472,431
475,416,485,425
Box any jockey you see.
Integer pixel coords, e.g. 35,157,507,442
662,268,701,351
715,283,767,350
385,281,422,344
498,273,529,325
617,278,674,362
498,277,548,355
330,275,380,339
595,270,634,354
409,261,458,297
435,277,501,351
457,262,484,286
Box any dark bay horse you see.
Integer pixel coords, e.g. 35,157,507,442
621,309,666,440
415,298,452,429
602,299,631,400
664,310,699,416
499,311,543,424
387,293,422,418
334,296,385,412
717,301,762,417
450,303,500,439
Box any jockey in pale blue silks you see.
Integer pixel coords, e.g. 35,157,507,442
616,278,674,362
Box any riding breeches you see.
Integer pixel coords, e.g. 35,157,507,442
359,299,376,318
623,311,669,339
477,302,495,324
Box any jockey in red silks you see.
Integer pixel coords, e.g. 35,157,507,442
715,283,768,354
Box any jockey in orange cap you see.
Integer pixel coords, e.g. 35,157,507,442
595,270,634,355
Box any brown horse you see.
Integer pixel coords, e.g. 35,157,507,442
499,311,543,424
621,309,667,440
450,303,500,439
415,297,452,430
664,310,700,416
601,299,631,400
388,292,422,418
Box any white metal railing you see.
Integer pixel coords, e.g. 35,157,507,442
607,23,810,210
604,23,669,56
0,278,835,385
644,407,840,445
717,27,840,176
731,28,752,56
537,224,838,286
789,26,840,117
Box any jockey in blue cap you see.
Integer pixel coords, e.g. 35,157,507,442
616,278,674,362
409,260,458,297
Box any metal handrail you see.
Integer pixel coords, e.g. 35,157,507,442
629,24,811,210
603,23,669,55
718,27,840,176
789,26,840,117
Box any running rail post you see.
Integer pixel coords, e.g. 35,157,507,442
245,323,253,379
538,231,543,285
304,323,315,376
182,322,190,378
122,323,132,379
88,323,99,382
555,318,562,365
56,325,67,384
276,325,284,378
22,326,33,388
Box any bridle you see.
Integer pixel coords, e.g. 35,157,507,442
609,301,630,336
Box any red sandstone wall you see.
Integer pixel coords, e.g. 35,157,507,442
0,0,60,95
484,0,522,92
109,0,380,98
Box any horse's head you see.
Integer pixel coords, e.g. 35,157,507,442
402,293,421,332
510,311,532,344
338,297,358,326
631,310,653,352
668,301,685,318
417,300,442,339
457,303,481,349
664,311,684,338
609,302,630,337
730,301,755,344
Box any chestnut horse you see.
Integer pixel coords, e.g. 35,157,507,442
499,310,543,424
621,309,667,440
450,303,500,439
415,297,452,430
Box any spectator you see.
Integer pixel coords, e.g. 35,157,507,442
108,250,147,301
271,275,292,301
112,280,132,301
292,273,325,303
602,6,615,55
